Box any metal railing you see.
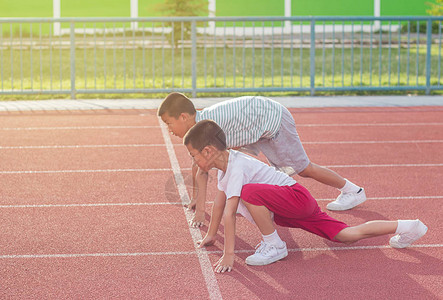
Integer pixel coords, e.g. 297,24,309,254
0,16,442,98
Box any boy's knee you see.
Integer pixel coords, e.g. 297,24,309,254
334,227,359,244
298,163,313,178
334,235,354,244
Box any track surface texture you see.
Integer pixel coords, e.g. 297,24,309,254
0,99,442,299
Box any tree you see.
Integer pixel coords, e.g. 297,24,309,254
155,0,209,48
426,0,443,16
156,0,208,17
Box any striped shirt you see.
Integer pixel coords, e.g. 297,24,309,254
195,96,283,148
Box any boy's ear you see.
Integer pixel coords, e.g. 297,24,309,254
179,112,190,121
201,145,215,157
202,145,219,158
201,145,210,157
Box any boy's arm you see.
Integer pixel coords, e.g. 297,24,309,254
188,163,208,227
214,196,239,273
197,190,226,247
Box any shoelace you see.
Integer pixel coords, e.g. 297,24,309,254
337,190,361,203
340,188,363,196
398,227,418,243
261,244,276,256
254,241,266,253
338,193,353,201
254,241,275,256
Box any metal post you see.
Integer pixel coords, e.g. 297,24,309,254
130,0,138,31
310,19,316,96
425,19,432,95
208,0,216,32
53,0,61,36
70,22,76,99
284,0,291,32
374,0,380,30
191,20,197,97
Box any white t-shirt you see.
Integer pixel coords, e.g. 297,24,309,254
217,150,296,222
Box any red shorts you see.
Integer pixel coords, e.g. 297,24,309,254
240,183,349,241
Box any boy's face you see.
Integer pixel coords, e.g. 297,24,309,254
161,112,191,138
186,144,214,173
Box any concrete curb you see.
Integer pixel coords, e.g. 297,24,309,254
0,96,442,112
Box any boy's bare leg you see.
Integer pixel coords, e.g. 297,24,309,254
336,219,428,248
241,200,288,266
186,162,199,209
299,162,366,211
188,166,208,227
298,162,346,189
241,200,275,235
334,220,398,243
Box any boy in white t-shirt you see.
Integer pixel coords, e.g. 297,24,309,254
183,120,427,273
158,92,366,227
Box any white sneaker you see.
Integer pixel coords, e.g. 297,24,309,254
390,220,428,248
326,188,367,211
245,241,288,266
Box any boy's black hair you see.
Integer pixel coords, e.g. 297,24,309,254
157,92,196,118
183,120,227,151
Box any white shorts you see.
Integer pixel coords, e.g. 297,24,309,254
243,107,310,176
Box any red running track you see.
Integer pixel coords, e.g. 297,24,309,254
0,107,442,299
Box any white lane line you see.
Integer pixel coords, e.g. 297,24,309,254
2,123,442,131
215,243,443,254
303,140,443,144
0,144,165,149
0,251,195,259
0,168,174,174
297,123,443,127
1,244,442,259
0,195,441,209
317,195,443,201
0,202,183,208
159,117,222,300
325,163,443,168
4,163,442,175
0,126,159,130
1,140,442,150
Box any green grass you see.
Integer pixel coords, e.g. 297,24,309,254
0,45,442,100
0,0,163,37
1,0,430,18
0,0,140,18
0,0,53,18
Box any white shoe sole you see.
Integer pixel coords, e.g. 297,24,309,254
390,220,428,248
326,189,367,211
245,249,288,266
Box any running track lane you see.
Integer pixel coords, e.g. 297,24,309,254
0,107,442,299
0,111,217,299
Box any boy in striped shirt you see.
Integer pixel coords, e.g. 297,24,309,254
158,92,366,227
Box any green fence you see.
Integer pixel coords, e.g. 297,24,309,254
0,16,442,98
